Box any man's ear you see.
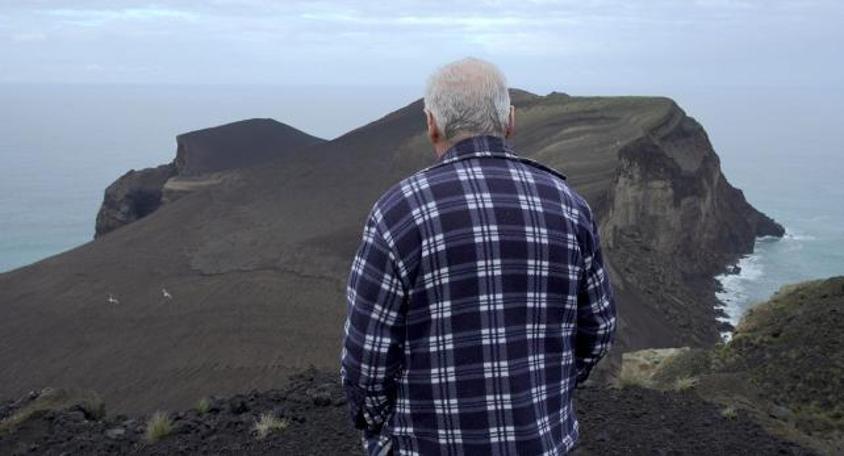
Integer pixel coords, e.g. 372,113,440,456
505,105,516,139
426,110,440,144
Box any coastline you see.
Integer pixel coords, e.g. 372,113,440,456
713,230,822,341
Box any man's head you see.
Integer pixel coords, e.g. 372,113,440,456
424,57,515,157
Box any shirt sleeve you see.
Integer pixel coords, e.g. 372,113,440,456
574,215,617,384
340,207,408,434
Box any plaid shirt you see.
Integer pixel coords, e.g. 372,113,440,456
341,135,616,455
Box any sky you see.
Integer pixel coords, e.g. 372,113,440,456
1,0,842,91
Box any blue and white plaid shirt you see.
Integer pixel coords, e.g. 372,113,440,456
341,135,617,455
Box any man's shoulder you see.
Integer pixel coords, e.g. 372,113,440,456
369,168,430,224
510,162,595,241
372,152,594,226
374,158,454,207
513,155,568,184
509,156,593,220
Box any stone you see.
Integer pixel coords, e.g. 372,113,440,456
227,400,248,415
105,428,125,440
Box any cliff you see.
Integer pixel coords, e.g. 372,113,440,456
598,103,784,350
94,118,325,237
604,110,783,273
0,90,781,414
95,164,176,237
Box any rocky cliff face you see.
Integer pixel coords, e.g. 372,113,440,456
94,119,325,237
95,164,176,237
603,104,784,276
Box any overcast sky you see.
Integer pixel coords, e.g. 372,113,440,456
1,1,842,91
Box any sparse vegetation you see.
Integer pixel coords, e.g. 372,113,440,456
722,405,739,420
196,397,211,415
673,376,699,391
254,412,288,440
651,348,712,385
0,388,103,435
145,411,173,443
0,368,817,455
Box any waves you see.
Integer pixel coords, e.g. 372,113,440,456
782,231,817,242
714,227,838,341
715,254,764,327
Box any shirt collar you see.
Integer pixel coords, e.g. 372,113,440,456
427,134,567,181
438,135,519,165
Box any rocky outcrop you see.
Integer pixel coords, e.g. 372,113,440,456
95,164,176,237
94,119,324,237
603,103,784,276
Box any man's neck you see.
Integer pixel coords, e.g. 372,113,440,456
434,133,486,159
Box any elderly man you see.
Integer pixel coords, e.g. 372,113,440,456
341,58,617,455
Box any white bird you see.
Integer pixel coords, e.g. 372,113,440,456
162,288,172,300
107,293,119,304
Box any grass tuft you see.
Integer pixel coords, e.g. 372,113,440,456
195,397,211,415
673,376,699,391
721,405,739,420
254,412,289,440
145,411,173,443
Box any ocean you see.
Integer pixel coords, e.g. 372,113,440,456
1,84,842,328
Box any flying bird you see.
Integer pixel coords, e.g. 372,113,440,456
162,288,172,300
106,293,119,304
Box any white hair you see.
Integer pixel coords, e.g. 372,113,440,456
424,57,511,141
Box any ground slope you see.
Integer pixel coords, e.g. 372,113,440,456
0,90,780,414
623,276,844,454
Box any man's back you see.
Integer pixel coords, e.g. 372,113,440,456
342,135,616,455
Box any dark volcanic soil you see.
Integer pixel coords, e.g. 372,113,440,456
0,369,814,456
571,386,812,456
0,92,783,415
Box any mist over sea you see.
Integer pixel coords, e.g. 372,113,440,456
1,84,842,324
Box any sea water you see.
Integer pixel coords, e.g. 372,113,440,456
1,84,842,328
716,230,844,328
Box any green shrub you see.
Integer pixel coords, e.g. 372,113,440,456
254,412,288,440
145,411,173,443
673,376,699,391
195,397,211,415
